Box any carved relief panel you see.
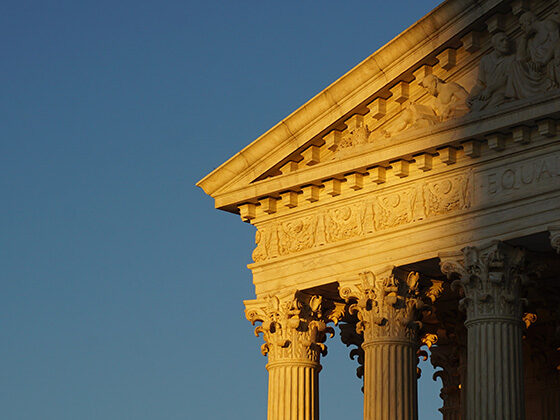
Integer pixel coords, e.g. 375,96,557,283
252,169,474,262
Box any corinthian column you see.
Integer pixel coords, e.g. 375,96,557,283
430,341,463,420
440,241,530,420
339,267,426,420
244,291,334,420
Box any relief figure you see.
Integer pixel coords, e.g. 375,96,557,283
419,74,469,120
382,102,439,138
506,11,560,99
338,121,374,151
468,32,515,111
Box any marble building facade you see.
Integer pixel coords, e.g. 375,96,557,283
198,0,560,418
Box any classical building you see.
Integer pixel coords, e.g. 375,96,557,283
197,0,560,419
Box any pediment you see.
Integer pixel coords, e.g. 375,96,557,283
198,0,560,216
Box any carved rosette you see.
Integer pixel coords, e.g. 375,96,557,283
339,268,426,344
440,241,530,323
245,292,335,365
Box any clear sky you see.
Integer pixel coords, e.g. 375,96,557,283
2,1,444,419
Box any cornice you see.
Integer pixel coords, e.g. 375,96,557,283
215,92,560,213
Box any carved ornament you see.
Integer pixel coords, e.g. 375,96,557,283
422,172,472,217
338,268,429,343
245,292,336,364
439,242,533,322
430,343,462,417
550,226,560,253
252,171,472,262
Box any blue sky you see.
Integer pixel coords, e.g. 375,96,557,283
2,1,444,418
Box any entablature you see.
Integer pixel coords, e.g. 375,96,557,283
233,95,559,221
248,136,560,296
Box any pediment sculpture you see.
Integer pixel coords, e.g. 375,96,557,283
384,75,469,137
384,10,560,138
229,5,560,185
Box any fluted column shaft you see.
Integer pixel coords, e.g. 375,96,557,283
525,344,560,420
465,318,524,420
441,405,461,420
267,361,320,420
440,242,530,420
540,385,560,418
363,338,418,420
245,292,335,420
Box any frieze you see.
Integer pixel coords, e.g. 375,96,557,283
482,152,560,197
252,170,473,262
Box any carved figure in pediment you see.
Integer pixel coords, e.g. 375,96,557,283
506,11,560,99
382,102,439,138
468,32,515,111
339,121,373,151
419,74,469,120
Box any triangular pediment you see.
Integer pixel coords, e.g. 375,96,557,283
198,0,560,215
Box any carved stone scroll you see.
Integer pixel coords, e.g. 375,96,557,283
431,343,462,420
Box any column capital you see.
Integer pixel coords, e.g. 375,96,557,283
550,226,560,254
439,241,532,323
430,342,462,413
339,266,427,343
244,291,335,365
